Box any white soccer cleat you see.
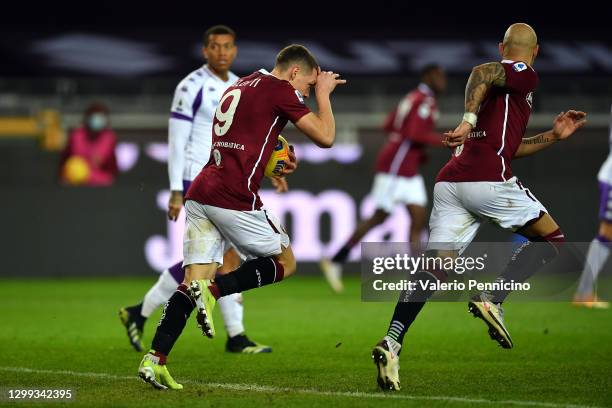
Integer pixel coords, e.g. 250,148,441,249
468,293,513,349
319,258,344,293
372,339,401,391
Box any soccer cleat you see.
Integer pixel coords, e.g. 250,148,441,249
226,334,272,354
320,258,344,293
572,294,610,309
119,307,143,352
468,293,514,349
189,279,217,338
138,352,183,390
372,339,401,391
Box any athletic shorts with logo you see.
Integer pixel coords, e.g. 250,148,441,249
428,176,547,254
182,200,290,267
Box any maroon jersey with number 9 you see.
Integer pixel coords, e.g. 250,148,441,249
186,69,311,211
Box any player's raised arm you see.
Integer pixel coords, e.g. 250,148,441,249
295,70,346,148
444,62,506,147
515,110,587,158
464,62,507,115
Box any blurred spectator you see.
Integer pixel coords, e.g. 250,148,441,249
59,103,118,186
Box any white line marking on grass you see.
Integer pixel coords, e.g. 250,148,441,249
0,366,601,408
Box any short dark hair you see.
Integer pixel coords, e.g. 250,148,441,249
204,25,236,47
275,44,319,73
420,63,442,80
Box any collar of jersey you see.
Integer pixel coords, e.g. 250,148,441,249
202,64,235,83
501,59,534,69
418,83,434,96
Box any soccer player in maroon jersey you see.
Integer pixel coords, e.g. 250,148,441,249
320,65,447,293
372,23,587,391
138,44,346,390
120,25,272,355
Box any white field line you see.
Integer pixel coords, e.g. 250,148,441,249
0,366,603,408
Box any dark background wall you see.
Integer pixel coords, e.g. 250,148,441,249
1,125,606,277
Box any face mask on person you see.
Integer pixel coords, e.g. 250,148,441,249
87,113,108,131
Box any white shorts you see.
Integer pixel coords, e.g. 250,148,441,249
370,173,428,212
597,154,612,185
183,200,290,267
428,177,548,254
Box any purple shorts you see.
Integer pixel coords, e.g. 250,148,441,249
598,182,612,221
183,179,192,195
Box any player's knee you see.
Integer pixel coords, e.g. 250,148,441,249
277,251,297,277
218,249,241,274
598,221,612,240
183,263,217,283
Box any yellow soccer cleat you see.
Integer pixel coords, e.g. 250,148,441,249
189,279,217,338
138,352,183,390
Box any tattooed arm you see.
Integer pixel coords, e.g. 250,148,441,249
464,62,507,114
515,110,588,158
444,62,507,147
514,130,558,158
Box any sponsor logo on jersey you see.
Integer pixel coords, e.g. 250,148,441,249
213,141,245,151
213,149,222,166
454,144,464,157
526,92,533,108
513,62,527,72
295,90,305,104
181,86,188,92
418,102,431,119
468,130,487,139
208,87,216,92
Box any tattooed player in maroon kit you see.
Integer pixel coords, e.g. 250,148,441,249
137,44,346,390
372,23,588,391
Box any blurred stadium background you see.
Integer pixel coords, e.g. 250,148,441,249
0,4,611,407
1,6,610,278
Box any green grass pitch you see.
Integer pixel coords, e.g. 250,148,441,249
1,276,611,407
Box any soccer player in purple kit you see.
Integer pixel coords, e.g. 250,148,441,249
137,44,346,390
371,23,588,391
573,104,612,309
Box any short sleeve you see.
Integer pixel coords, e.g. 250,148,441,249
170,79,203,122
276,85,311,123
502,62,539,94
403,99,431,133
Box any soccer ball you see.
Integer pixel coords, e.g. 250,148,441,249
63,155,91,185
264,135,290,177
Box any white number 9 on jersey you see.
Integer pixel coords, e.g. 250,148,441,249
214,89,241,136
